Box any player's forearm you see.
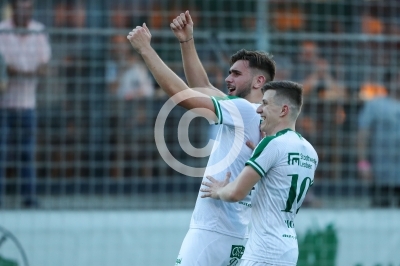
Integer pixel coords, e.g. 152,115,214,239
218,187,241,202
138,46,189,97
217,181,247,202
180,40,213,89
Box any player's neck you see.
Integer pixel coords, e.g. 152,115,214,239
270,123,296,136
244,91,263,104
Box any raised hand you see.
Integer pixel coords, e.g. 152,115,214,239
170,10,194,43
127,23,152,53
200,172,231,199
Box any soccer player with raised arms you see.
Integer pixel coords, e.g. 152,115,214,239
201,81,318,266
127,14,275,265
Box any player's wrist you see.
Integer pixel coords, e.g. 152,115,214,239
135,45,153,56
179,37,193,43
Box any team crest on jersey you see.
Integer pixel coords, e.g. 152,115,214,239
227,245,245,266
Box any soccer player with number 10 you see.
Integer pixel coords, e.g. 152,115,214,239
201,81,318,266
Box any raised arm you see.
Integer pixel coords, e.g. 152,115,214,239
170,11,225,97
127,24,217,121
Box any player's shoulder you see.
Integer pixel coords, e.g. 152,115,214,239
252,134,281,156
270,128,300,142
257,129,304,150
212,95,245,102
289,132,319,162
212,95,258,112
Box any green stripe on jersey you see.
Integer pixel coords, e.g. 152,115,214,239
246,129,296,178
213,95,240,101
245,135,277,177
211,96,223,124
245,160,265,177
251,135,277,161
210,95,240,125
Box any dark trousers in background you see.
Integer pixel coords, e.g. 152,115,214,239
371,185,400,208
0,109,37,206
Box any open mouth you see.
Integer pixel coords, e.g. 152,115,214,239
228,88,236,95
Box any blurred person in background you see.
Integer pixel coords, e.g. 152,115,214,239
106,34,155,178
106,34,154,101
357,73,400,208
106,4,155,179
294,40,347,181
294,41,347,100
51,0,95,179
0,0,51,208
109,1,148,30
0,54,6,93
302,58,347,101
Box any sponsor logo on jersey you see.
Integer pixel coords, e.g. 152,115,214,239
288,152,317,169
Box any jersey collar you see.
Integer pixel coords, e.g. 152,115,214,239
275,128,303,139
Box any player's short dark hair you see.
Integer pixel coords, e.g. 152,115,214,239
230,49,276,82
261,80,303,110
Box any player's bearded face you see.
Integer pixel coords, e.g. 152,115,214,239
226,60,253,98
235,80,252,98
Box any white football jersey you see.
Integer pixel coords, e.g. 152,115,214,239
190,96,261,238
243,129,318,265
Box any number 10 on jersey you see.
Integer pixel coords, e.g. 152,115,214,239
281,174,312,214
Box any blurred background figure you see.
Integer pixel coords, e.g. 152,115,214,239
357,72,400,208
106,34,155,179
294,40,348,181
294,40,347,100
106,34,154,101
0,53,7,93
302,58,347,101
0,0,51,208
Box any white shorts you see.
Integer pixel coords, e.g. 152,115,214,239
175,228,247,266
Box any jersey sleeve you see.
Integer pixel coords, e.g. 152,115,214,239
245,136,278,177
210,96,258,127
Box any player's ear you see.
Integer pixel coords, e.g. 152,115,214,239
281,104,289,117
254,75,266,89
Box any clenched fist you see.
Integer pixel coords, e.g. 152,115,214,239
127,23,152,54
